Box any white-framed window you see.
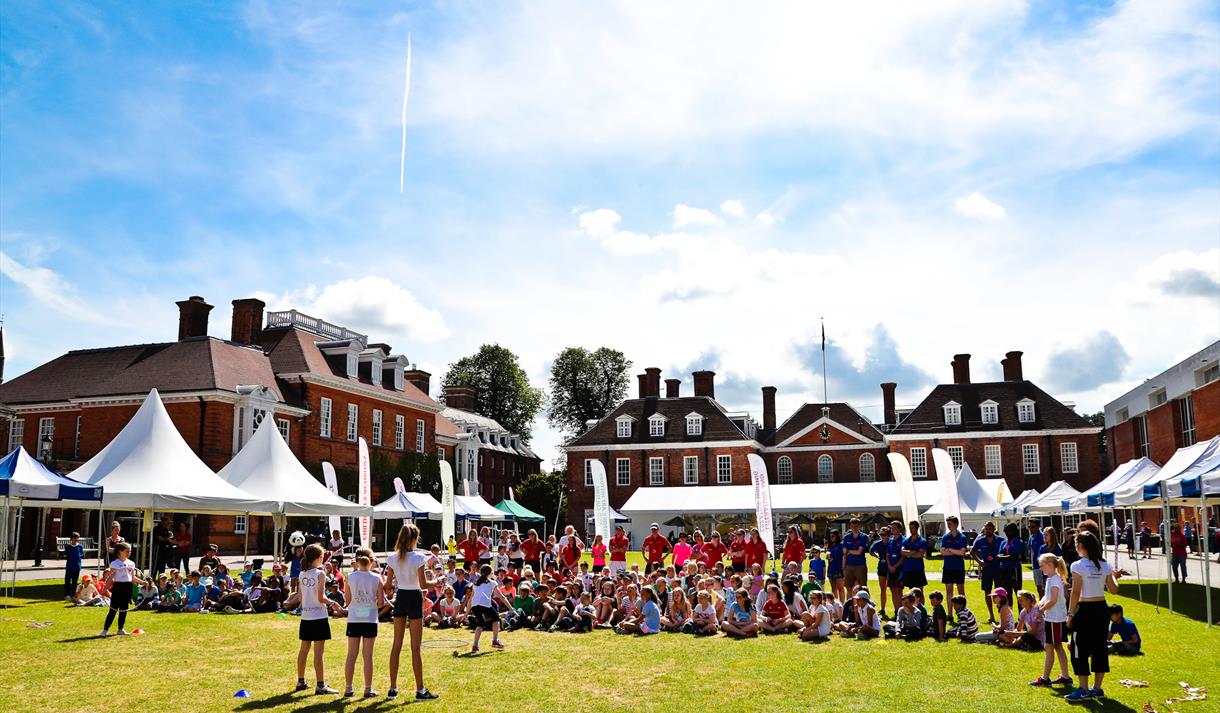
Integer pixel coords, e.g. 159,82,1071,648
777,456,793,484
947,446,964,472
585,459,595,487
909,447,927,478
393,367,405,391
943,401,962,426
73,415,81,459
1179,396,1196,447
1135,415,1150,457
1060,441,1079,474
716,455,732,484
1199,363,1220,386
394,415,405,449
1017,399,1036,424
649,457,664,485
616,416,633,438
319,397,332,438
371,409,383,446
346,352,358,378
369,358,382,386
36,417,54,458
817,454,833,482
276,418,290,446
1116,407,1129,423
234,515,247,535
346,404,358,442
648,414,665,437
616,458,630,486
980,400,998,425
859,453,876,482
683,456,699,485
1148,388,1167,409
1022,443,1040,475
416,418,426,452
687,414,703,436
7,418,24,452
985,444,1002,476
437,446,446,460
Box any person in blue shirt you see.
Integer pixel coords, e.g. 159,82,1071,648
939,516,969,605
807,547,826,590
869,525,892,617
1106,604,1141,655
63,532,85,600
885,520,906,613
1028,519,1044,562
638,585,662,635
842,518,870,595
996,523,1025,608
900,521,927,589
182,571,208,613
825,530,845,605
1032,526,1062,597
971,522,1004,624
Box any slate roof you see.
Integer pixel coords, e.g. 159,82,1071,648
762,402,886,446
566,396,749,447
889,380,1095,434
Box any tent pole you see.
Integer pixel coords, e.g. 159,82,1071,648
1201,491,1212,628
1130,507,1143,603
97,504,104,580
1,498,9,605
1163,495,1173,615
242,512,250,566
12,504,24,599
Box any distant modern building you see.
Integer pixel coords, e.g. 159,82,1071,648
1103,340,1220,469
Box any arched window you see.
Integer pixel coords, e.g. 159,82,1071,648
859,453,876,482
777,456,793,484
817,454,833,482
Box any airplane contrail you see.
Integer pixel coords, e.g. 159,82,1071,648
400,33,412,193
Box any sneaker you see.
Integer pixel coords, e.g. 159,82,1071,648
315,684,339,695
1028,677,1052,687
1091,688,1105,700
117,629,130,636
98,630,109,638
293,682,309,692
491,640,505,650
224,605,239,614
343,689,355,698
470,645,479,653
1052,676,1073,686
1064,688,1092,702
415,688,438,701
386,688,398,700
364,689,379,699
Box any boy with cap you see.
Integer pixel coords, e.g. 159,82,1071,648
835,590,880,639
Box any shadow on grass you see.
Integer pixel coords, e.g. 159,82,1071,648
5,582,68,601
234,692,416,710
57,634,107,643
1118,581,1220,624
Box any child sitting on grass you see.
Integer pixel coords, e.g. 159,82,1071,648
799,590,833,641
1107,605,1141,656
835,590,880,639
692,590,719,635
1000,591,1043,651
721,587,759,638
928,591,949,641
946,595,979,642
182,571,207,613
155,583,184,612
759,584,797,634
883,591,926,640
974,588,1013,643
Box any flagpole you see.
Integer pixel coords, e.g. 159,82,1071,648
821,318,829,403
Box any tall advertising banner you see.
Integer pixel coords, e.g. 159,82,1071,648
887,452,920,527
321,462,341,535
931,448,962,525
590,460,611,541
439,460,456,545
357,438,371,548
747,454,775,555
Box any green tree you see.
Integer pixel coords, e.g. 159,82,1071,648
441,344,544,442
516,470,566,534
547,346,632,438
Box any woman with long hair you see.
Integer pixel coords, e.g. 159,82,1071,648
1065,531,1121,702
825,530,846,605
384,524,440,702
1032,527,1061,597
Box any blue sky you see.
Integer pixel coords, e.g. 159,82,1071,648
2,1,1218,466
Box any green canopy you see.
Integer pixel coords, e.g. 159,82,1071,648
494,499,546,523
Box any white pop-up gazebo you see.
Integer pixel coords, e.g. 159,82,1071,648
1063,457,1160,512
994,488,1039,518
1022,480,1083,515
922,464,1002,526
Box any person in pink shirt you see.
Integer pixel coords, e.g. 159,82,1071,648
590,534,608,574
672,533,692,568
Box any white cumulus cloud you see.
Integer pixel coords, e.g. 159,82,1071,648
754,211,779,226
720,199,746,218
260,276,450,345
578,208,692,255
954,192,1007,221
672,203,723,229
0,250,116,325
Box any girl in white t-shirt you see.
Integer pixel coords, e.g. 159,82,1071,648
692,591,719,635
99,542,144,636
1031,553,1071,686
384,524,441,702
466,564,513,653
342,554,385,698
295,544,337,695
800,590,833,640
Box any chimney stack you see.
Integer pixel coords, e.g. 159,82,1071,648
1003,351,1024,381
951,354,971,385
645,367,662,398
230,298,265,345
692,370,716,399
444,385,477,412
880,382,897,427
176,296,213,341
761,386,777,431
637,373,650,399
665,378,681,398
404,368,431,395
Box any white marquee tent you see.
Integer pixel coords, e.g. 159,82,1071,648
456,494,511,521
373,491,443,520
994,488,1039,518
1020,480,1083,515
923,464,1002,525
1142,440,1220,506
1063,457,1160,511
1108,437,1218,507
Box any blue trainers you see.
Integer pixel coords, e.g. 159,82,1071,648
1064,688,1092,702
1091,688,1105,700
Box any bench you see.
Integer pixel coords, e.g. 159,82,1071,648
55,536,99,558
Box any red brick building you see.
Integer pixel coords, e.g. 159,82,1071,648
0,296,443,555
886,352,1102,497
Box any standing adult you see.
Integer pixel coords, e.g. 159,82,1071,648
642,524,671,574
1065,530,1122,702
782,526,806,573
1169,523,1189,584
899,520,927,591
971,522,1004,624
173,521,192,573
458,529,487,572
152,515,175,574
608,525,630,575
885,520,905,613
384,524,440,702
1027,519,1044,566
477,526,494,571
996,522,1025,608
689,530,707,566
559,533,582,573
939,516,969,605
672,533,693,569
1032,526,1062,597
842,518,869,594
825,530,845,604
869,525,891,617
105,521,126,562
729,529,747,573
521,529,545,574
744,528,768,570
701,531,728,568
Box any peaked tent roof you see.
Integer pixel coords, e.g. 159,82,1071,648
217,418,371,517
0,447,102,501
372,491,442,520
923,463,1003,520
494,499,546,523
64,389,278,513
456,494,511,521
1146,437,1220,505
995,488,1039,517
1109,438,1218,507
1063,457,1160,511
1022,480,1082,514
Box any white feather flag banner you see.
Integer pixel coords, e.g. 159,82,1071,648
590,460,610,541
932,448,962,525
322,462,341,535
357,438,371,548
887,452,920,527
747,454,775,555
439,460,455,544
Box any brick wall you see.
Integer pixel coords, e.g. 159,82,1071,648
761,447,891,484
1191,378,1220,443
296,384,435,481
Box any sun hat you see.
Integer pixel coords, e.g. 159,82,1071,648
990,587,1008,599
855,590,871,601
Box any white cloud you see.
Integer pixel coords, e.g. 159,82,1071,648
0,250,116,324
577,208,693,255
672,203,723,229
754,211,778,226
259,276,450,344
720,199,746,218
954,192,1007,221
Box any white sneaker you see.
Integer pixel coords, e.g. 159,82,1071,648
117,629,130,636
98,630,109,637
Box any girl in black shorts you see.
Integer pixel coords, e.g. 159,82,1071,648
385,524,441,702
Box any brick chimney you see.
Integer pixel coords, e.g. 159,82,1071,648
637,373,650,399
645,367,661,398
665,378,681,398
444,385,477,412
692,370,716,399
176,296,213,341
230,298,265,345
761,386,777,431
880,382,897,427
404,368,431,395
1002,351,1024,381
951,354,971,385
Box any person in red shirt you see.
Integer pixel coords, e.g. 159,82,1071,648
745,527,769,568
608,526,630,575
1170,522,1189,583
560,536,582,573
458,529,487,571
729,529,748,573
521,529,546,574
641,524,671,574
701,531,728,567
689,531,707,565
782,526,806,572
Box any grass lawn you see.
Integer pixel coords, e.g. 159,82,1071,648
2,564,1216,713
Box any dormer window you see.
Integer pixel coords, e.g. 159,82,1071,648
1017,398,1036,424
393,368,404,390
980,400,999,425
943,401,962,426
686,413,704,436
615,415,635,438
648,414,667,437
346,352,358,378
